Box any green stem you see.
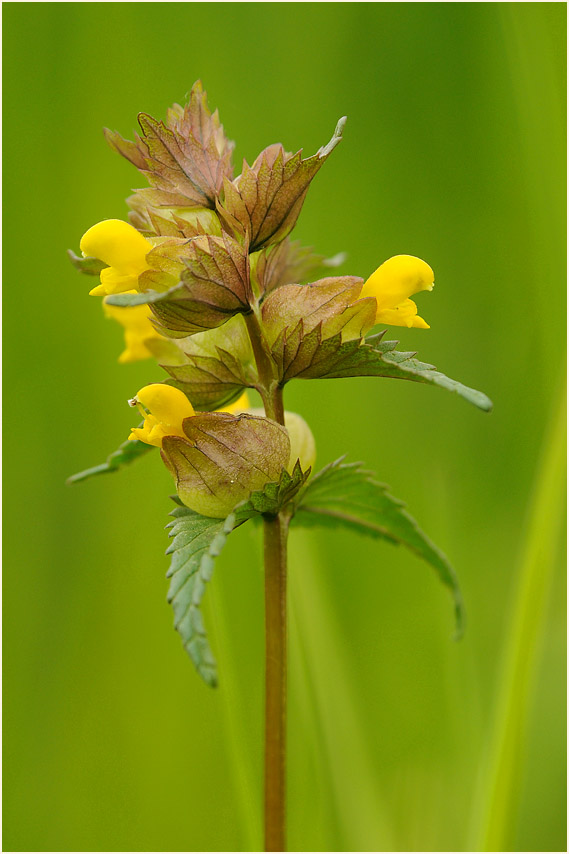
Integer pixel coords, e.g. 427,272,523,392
244,306,289,851
263,511,289,852
244,310,284,422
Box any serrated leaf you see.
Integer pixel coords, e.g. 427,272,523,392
164,352,252,410
164,460,310,687
293,458,465,636
67,434,153,484
165,505,238,686
294,331,493,411
234,460,311,519
217,117,346,251
260,277,376,381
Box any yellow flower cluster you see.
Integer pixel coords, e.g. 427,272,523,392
81,220,435,368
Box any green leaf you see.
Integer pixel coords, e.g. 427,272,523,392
293,458,465,636
291,331,493,411
165,505,238,687
67,250,107,276
67,434,154,484
162,314,255,409
235,460,311,519
165,462,310,687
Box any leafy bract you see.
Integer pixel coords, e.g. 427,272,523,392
293,458,465,636
260,276,376,381
67,435,153,484
105,81,234,212
67,250,107,276
105,233,252,338
162,314,255,410
236,460,311,518
161,413,291,518
217,117,346,251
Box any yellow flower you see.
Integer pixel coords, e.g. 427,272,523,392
103,300,166,364
80,219,152,297
129,385,195,448
359,254,434,329
129,385,251,448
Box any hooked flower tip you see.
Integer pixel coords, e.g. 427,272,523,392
359,254,434,329
80,219,153,297
129,384,195,448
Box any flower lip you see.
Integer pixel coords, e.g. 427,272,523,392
359,254,434,329
80,219,153,297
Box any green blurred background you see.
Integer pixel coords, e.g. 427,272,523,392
3,3,566,851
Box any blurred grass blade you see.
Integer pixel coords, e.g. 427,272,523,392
477,385,566,851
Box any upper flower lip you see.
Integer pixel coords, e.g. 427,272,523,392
80,219,153,297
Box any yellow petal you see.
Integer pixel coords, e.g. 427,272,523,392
80,219,152,275
97,266,140,295
412,315,430,329
376,298,422,328
360,254,434,313
103,301,165,363
88,282,109,297
217,391,250,414
136,384,194,424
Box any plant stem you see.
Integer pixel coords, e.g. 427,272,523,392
244,307,289,851
263,511,289,852
244,310,284,423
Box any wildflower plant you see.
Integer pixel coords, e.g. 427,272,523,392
69,82,492,851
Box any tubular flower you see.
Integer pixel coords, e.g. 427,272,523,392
80,219,152,297
103,300,166,363
129,385,251,448
359,254,434,329
129,384,195,448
